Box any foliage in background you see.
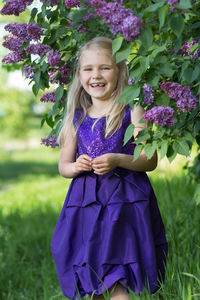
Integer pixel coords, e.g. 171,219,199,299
0,0,200,201
0,88,37,138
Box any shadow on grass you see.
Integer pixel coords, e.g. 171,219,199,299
0,160,58,182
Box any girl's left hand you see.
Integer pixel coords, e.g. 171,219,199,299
92,153,118,175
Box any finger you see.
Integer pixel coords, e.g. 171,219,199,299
77,162,92,171
92,163,107,169
78,157,92,165
81,154,92,162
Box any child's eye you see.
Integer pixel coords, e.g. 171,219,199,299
102,67,110,70
84,68,92,71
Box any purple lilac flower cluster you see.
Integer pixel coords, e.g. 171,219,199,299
65,0,80,8
142,84,154,106
26,43,51,58
161,82,198,112
40,0,59,5
2,23,44,64
128,76,135,85
40,90,64,103
47,50,61,66
41,136,58,148
89,0,142,41
181,38,200,60
22,65,36,79
2,51,25,64
49,65,72,85
143,106,175,127
0,0,33,16
3,35,23,52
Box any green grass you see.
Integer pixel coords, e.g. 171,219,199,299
0,147,200,300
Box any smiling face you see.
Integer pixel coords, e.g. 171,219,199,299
79,49,119,104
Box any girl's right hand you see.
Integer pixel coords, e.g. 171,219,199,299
74,154,93,173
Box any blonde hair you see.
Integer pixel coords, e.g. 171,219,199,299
58,36,129,146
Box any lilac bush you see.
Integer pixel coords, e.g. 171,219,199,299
1,0,200,178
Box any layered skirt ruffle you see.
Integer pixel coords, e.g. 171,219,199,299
51,169,168,299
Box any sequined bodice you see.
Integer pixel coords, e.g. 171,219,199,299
73,106,135,159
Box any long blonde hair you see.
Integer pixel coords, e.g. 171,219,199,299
58,37,129,146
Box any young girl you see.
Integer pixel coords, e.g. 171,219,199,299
51,37,168,300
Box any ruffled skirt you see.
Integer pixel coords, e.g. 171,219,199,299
51,169,168,299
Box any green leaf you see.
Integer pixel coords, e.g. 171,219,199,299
55,86,64,102
118,85,141,103
149,44,166,61
140,27,153,50
41,61,48,73
156,93,170,106
133,144,144,161
144,141,157,160
184,131,194,143
130,56,142,69
112,37,124,55
116,45,132,63
34,71,41,84
31,7,38,19
145,1,165,12
191,64,200,82
135,133,151,144
167,145,177,163
158,6,168,30
41,117,45,128
194,121,200,136
169,14,184,37
173,139,190,156
158,63,175,77
183,67,195,84
123,123,135,146
177,0,192,9
160,140,168,160
190,43,199,55
193,184,200,205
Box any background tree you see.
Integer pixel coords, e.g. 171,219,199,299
1,0,200,202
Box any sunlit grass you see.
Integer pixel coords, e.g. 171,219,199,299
0,146,199,300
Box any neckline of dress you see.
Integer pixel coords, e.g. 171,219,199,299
86,114,106,120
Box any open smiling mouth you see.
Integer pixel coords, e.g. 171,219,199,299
90,83,106,87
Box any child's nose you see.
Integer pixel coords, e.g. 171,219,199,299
92,69,102,78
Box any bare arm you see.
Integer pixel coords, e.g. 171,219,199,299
117,104,157,171
92,105,157,174
58,128,92,178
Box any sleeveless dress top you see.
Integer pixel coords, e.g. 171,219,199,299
51,105,168,299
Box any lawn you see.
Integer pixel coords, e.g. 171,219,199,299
0,146,199,300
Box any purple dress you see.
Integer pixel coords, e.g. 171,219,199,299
51,106,168,299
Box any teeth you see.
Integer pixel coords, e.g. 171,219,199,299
91,83,105,87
